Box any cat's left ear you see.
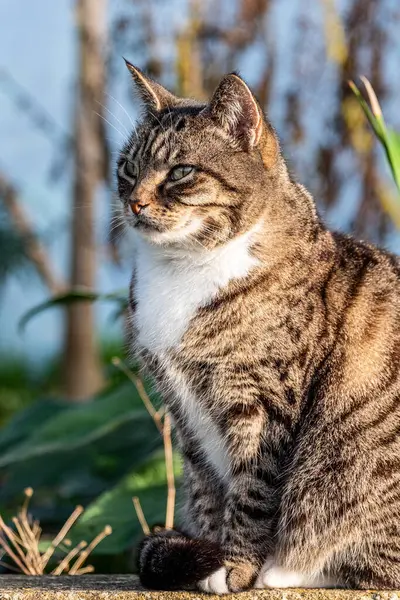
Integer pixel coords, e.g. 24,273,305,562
124,59,178,112
206,73,278,164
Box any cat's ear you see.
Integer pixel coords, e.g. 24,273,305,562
206,73,278,164
124,60,177,112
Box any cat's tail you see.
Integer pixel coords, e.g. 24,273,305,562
138,528,224,590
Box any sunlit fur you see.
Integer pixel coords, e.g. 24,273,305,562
118,65,400,594
117,72,285,252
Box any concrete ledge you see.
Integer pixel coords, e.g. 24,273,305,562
0,576,399,600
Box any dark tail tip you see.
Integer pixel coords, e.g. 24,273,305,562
138,532,224,590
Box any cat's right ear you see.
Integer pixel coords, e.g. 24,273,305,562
205,73,279,167
124,60,177,112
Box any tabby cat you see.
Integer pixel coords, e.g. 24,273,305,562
117,61,400,593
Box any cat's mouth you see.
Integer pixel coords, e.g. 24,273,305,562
132,212,164,233
129,211,204,247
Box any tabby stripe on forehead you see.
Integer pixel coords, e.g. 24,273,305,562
151,136,170,161
159,129,177,163
142,126,162,158
149,128,174,162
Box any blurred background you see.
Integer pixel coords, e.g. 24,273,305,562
0,0,399,575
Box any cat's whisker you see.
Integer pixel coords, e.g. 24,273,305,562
109,220,127,234
95,100,131,136
93,112,127,140
105,92,136,131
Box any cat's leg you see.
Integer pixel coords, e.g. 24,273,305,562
256,425,400,589
138,455,226,591
256,541,400,590
200,400,281,594
181,455,224,543
209,469,277,593
181,456,233,594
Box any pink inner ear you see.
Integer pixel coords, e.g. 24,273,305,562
207,74,263,150
230,75,263,148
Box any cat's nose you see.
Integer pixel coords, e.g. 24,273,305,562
130,199,149,215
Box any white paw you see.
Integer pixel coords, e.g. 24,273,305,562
255,561,336,589
257,565,308,588
199,567,229,594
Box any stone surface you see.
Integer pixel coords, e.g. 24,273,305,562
0,576,399,600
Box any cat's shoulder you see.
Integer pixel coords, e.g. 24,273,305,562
332,231,400,278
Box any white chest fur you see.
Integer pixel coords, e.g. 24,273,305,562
134,226,260,355
132,225,260,478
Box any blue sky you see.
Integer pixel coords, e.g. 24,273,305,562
0,0,128,361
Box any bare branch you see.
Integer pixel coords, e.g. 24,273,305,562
0,173,65,294
132,497,151,536
163,413,176,530
68,525,112,575
41,505,84,569
112,357,163,433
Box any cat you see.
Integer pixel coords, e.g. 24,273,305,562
117,60,400,594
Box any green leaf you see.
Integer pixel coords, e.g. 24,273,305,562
0,399,67,453
348,80,386,141
69,451,182,555
19,288,128,332
0,382,159,468
0,419,163,503
386,129,400,192
349,79,400,196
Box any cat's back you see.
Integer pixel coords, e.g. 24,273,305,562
316,231,400,407
329,232,400,327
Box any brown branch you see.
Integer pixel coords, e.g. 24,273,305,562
68,526,112,575
0,173,64,294
114,360,176,532
51,541,87,575
163,413,176,530
112,357,163,433
0,524,32,576
74,565,95,575
0,516,34,575
132,497,150,536
41,505,84,569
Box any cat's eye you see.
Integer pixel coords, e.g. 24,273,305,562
124,161,137,179
169,165,194,182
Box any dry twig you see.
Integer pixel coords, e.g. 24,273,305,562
68,526,112,575
132,497,150,536
163,413,176,530
51,541,87,575
0,488,111,575
41,505,84,569
112,357,163,433
113,358,177,533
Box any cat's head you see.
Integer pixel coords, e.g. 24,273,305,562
117,61,286,249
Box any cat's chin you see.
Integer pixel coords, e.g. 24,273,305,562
135,217,204,248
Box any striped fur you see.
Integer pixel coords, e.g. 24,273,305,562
118,65,400,593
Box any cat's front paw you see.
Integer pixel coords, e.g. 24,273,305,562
138,529,190,590
138,529,224,591
199,561,258,594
